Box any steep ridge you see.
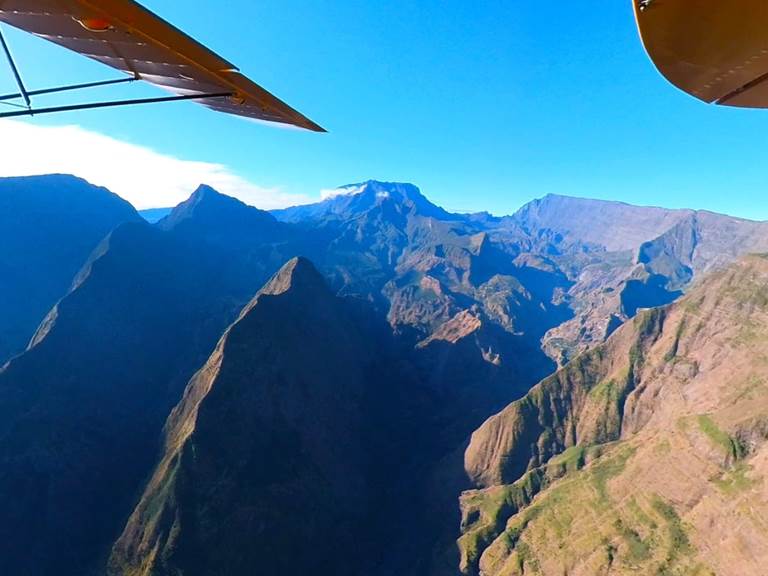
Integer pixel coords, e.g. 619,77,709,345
0,174,140,362
107,256,556,576
158,184,283,237
0,187,300,576
109,258,420,576
458,254,768,576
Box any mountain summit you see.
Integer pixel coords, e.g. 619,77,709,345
254,255,325,296
110,256,401,576
160,184,280,233
272,180,457,223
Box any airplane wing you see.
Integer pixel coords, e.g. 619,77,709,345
0,0,325,131
634,0,768,108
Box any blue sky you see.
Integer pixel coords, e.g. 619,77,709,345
1,1,767,218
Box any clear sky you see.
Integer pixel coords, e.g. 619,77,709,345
0,1,767,218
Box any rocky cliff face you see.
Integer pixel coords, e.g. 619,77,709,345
458,255,768,576
638,211,768,287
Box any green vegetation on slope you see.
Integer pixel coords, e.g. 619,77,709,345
697,415,746,461
464,442,713,576
460,255,768,576
713,463,756,495
458,470,545,574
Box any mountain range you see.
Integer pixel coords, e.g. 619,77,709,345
0,174,767,575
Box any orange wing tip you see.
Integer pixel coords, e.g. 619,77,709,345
74,17,114,33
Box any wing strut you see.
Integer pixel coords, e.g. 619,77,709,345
0,91,233,119
0,25,31,108
0,24,234,120
0,77,138,103
0,1,324,130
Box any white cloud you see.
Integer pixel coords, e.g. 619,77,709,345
320,184,365,200
0,119,316,210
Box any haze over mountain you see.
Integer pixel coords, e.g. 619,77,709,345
1,175,767,575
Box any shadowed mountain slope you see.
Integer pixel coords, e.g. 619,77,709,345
0,174,140,362
638,210,768,288
0,186,300,576
109,258,419,576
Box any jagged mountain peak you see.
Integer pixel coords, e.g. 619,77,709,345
232,257,333,331
109,252,381,576
255,256,327,298
324,179,422,201
188,183,220,202
159,184,278,232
